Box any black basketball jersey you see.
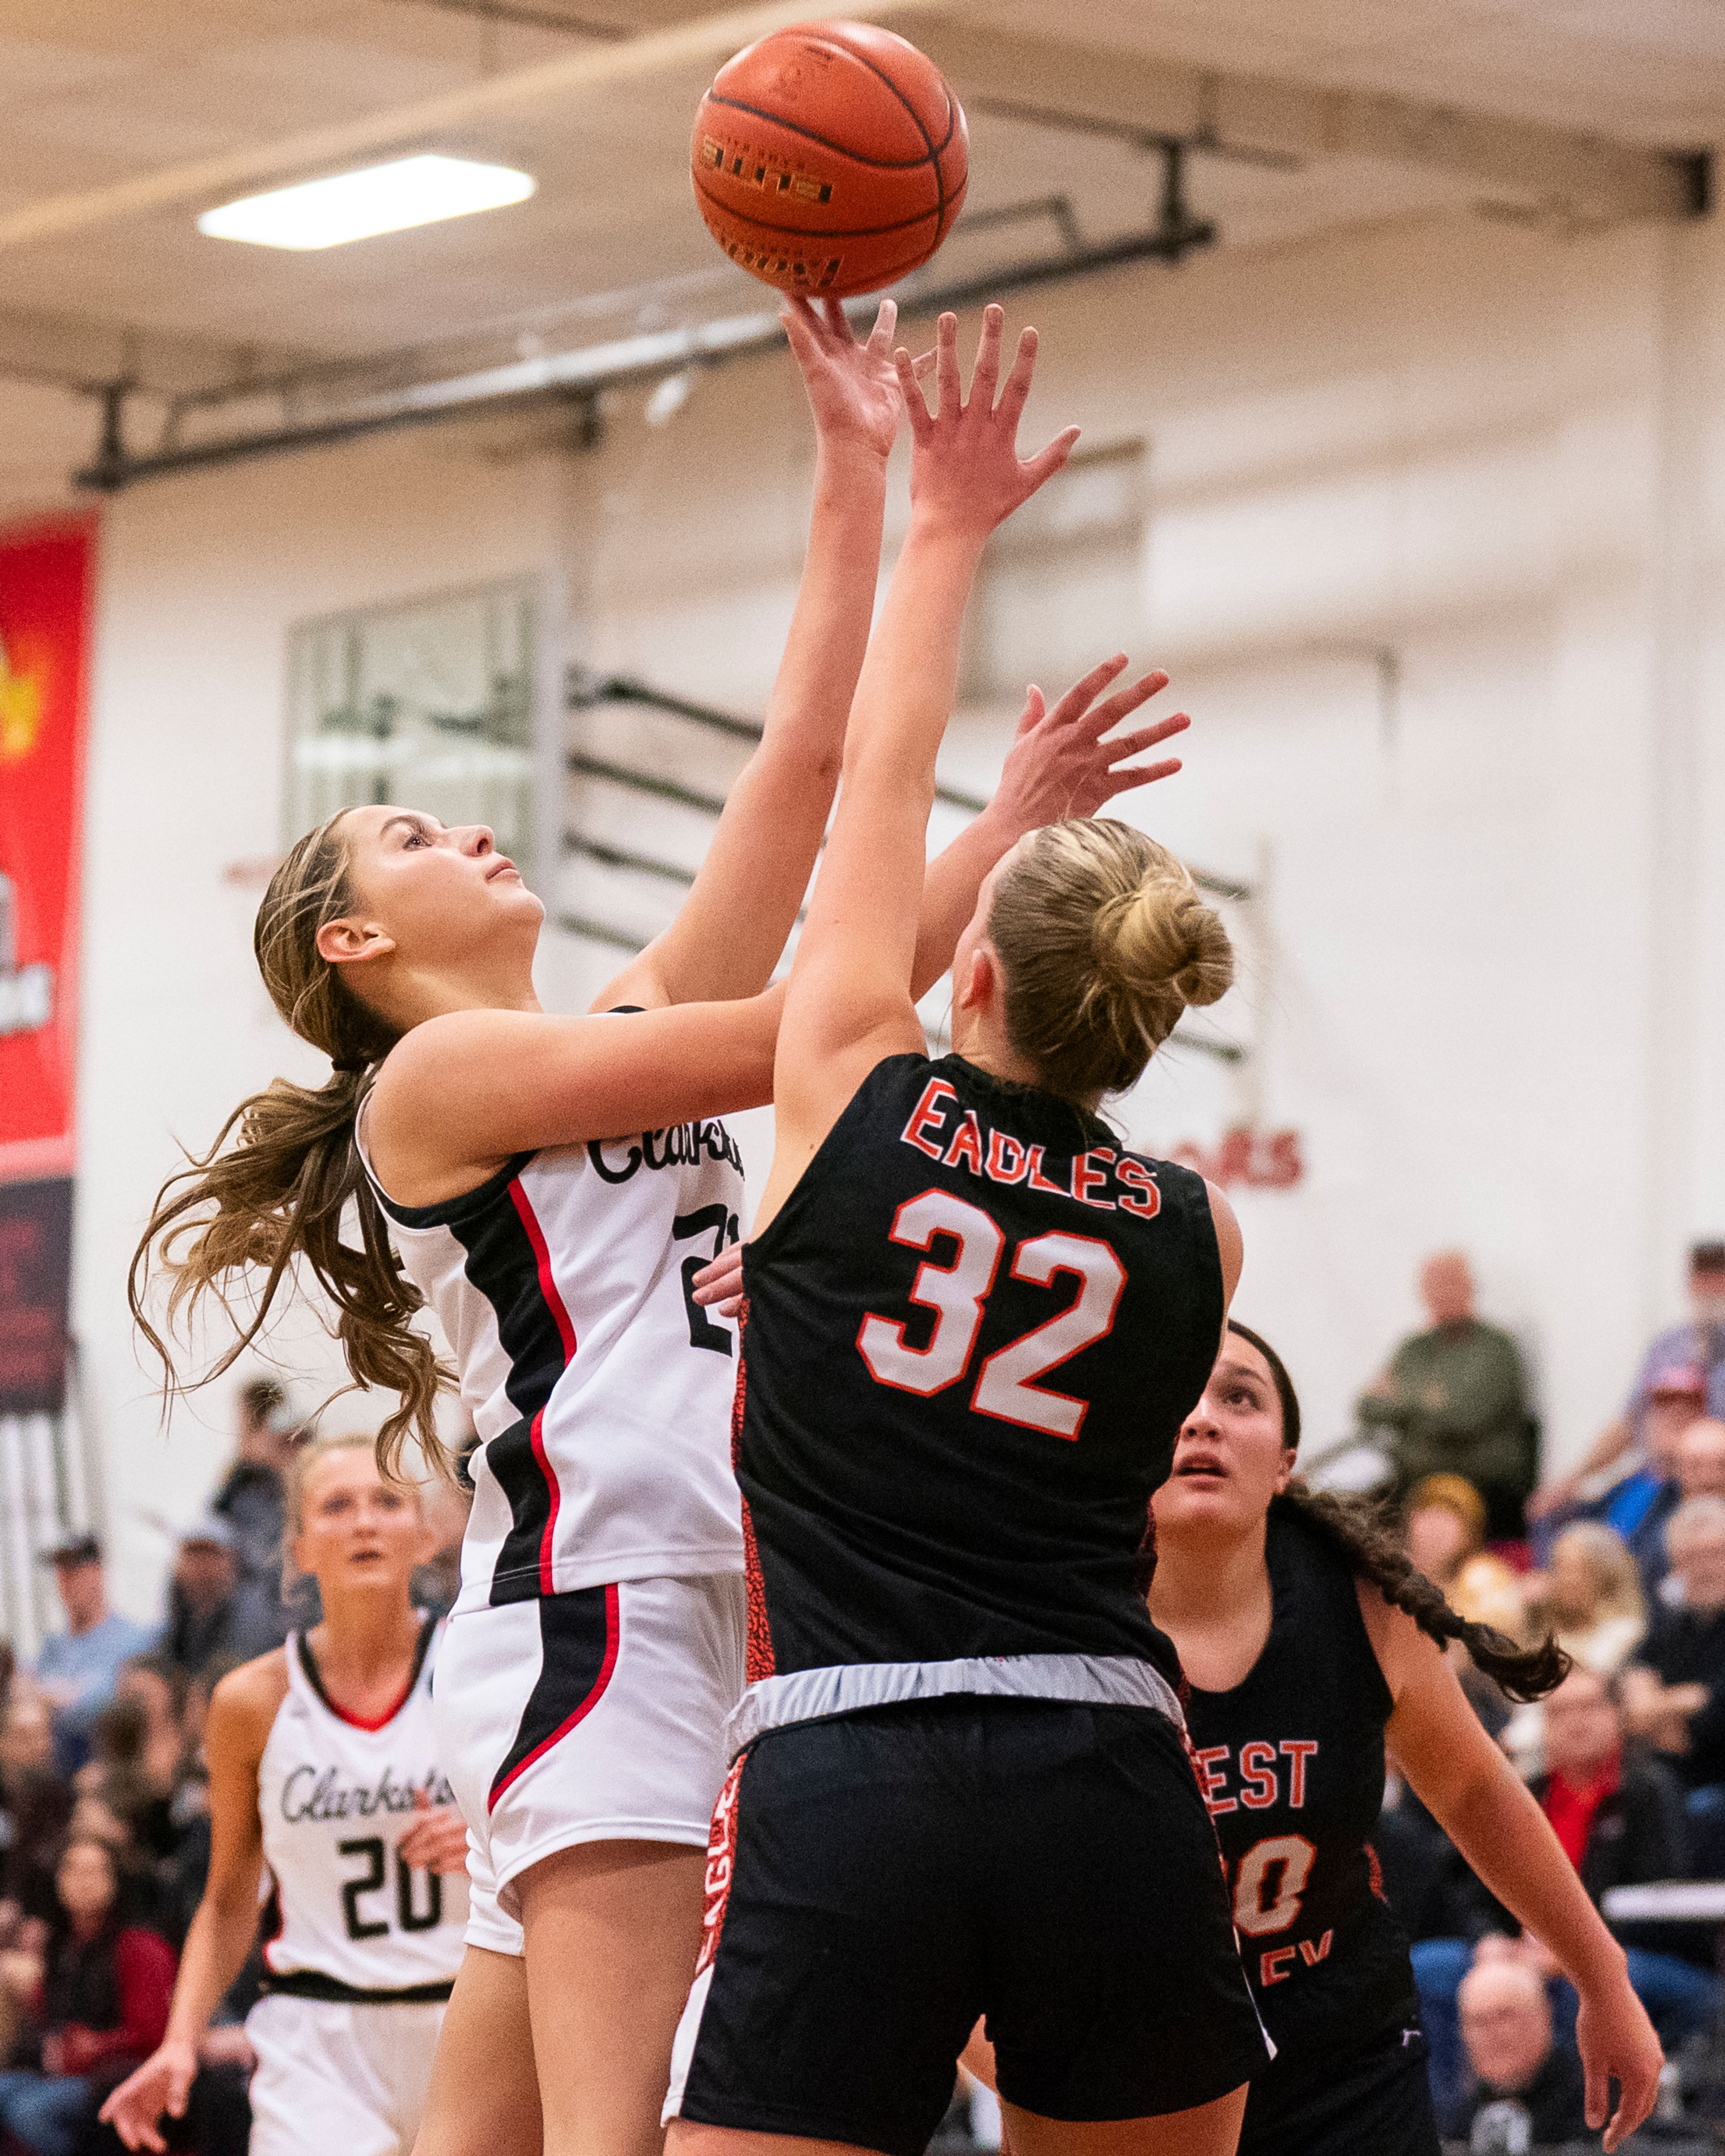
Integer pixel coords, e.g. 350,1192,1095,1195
1181,1500,1418,2084
732,1053,1224,1711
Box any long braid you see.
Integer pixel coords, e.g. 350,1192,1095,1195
1221,1320,1568,1705
1275,1482,1568,1703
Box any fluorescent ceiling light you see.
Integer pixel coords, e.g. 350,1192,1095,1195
198,154,535,251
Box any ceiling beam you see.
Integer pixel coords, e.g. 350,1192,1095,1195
0,305,307,397
918,20,1707,226
0,0,939,255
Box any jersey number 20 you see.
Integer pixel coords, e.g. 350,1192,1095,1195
857,1188,1125,1439
338,1835,442,1940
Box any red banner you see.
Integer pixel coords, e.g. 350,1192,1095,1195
0,514,94,1184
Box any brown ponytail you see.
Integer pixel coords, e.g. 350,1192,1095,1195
128,813,451,1479
1224,1321,1568,1705
987,818,1234,1105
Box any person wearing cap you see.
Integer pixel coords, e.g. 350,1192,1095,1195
1531,1240,1725,1525
32,1537,156,1779
159,1516,281,1682
1595,1361,1710,1557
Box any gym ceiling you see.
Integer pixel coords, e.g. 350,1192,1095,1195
0,0,1719,515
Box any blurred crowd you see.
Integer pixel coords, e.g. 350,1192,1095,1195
0,1381,468,2156
1332,1236,1725,2148
4,1249,1725,2153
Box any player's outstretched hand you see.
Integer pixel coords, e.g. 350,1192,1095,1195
1576,1967,1663,2152
396,1786,472,1877
692,1241,746,1318
894,305,1079,541
994,654,1189,832
782,296,904,464
100,2037,199,2152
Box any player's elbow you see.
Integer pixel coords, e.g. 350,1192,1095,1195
752,732,845,800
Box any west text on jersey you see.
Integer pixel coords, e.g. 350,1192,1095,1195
587,1118,744,1185
280,1762,456,1823
897,1078,1162,1217
1190,1739,1319,1815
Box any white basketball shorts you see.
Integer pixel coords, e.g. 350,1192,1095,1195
245,1993,445,2156
436,1572,747,1940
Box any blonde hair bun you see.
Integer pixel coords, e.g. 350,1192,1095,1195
1094,876,1233,1012
986,818,1237,1103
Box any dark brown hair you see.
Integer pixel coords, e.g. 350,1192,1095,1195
1226,1319,1567,1704
128,813,450,1478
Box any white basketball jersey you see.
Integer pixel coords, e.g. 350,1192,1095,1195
257,1621,466,1993
360,1095,748,1614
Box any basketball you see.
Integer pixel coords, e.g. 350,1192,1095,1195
691,20,968,299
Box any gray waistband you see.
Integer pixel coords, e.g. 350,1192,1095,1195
725,1654,1186,1761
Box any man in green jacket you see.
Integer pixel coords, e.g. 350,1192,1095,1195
1359,1250,1534,1538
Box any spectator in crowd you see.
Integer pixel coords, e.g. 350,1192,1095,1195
1530,1666,1715,2050
1452,1957,1592,2147
1404,1478,1530,1744
1526,1524,1647,1675
113,1658,192,1808
1580,1364,1710,1572
1623,1493,1725,1877
159,1516,279,1682
0,1687,72,1929
0,1835,176,2153
1622,1494,1725,1784
209,1376,311,1640
1633,1240,1725,1421
31,1538,155,1779
0,1904,47,2087
1406,1472,1490,1590
1532,1240,1725,1525
80,1695,178,1872
1641,1418,1725,1599
1676,1418,1725,1505
1359,1252,1535,1538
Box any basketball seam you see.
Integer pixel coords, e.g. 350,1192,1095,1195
694,175,943,244
823,38,957,242
703,92,935,172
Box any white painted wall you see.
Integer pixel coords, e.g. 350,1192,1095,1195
62,201,1725,1620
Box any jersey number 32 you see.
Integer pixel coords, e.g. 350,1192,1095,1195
857,1188,1125,1440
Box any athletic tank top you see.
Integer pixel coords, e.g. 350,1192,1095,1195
359,1059,748,1611
729,1054,1222,1746
1181,1502,1417,2079
256,1618,466,1994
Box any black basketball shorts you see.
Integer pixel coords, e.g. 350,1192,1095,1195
663,1696,1270,2156
1237,2015,1440,2156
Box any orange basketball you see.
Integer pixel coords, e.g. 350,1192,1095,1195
691,20,968,299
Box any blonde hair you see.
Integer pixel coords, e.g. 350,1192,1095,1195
1449,1553,1530,1642
1405,1472,1488,1555
286,1431,408,1534
986,819,1234,1103
129,814,451,1481
1551,1521,1645,1628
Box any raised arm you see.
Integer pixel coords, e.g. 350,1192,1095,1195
756,306,1078,1225
101,1661,282,2153
1363,1591,1662,2152
368,985,783,1206
596,299,902,1014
